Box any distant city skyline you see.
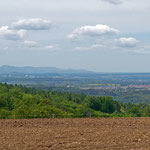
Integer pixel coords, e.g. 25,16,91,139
0,0,150,72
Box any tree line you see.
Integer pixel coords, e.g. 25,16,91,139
0,83,150,119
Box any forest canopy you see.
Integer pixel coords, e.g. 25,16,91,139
0,83,150,119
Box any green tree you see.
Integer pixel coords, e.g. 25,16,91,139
127,106,141,117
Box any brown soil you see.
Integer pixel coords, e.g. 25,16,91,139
0,118,150,150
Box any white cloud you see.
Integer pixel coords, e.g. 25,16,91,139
44,45,59,52
91,44,105,48
17,30,27,38
115,37,139,48
22,42,58,52
74,44,106,51
45,45,55,49
68,24,119,39
23,40,39,47
0,26,26,40
74,46,90,51
102,0,123,5
12,18,52,30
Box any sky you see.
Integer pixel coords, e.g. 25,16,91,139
0,0,150,72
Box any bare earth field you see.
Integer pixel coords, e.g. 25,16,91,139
1,118,150,150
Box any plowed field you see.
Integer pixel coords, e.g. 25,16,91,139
1,118,150,150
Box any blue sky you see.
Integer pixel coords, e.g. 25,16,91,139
0,0,150,72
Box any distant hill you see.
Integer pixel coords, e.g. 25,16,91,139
0,65,94,75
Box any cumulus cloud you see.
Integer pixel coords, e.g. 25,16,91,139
68,24,119,39
12,18,52,30
17,30,27,38
23,40,39,47
0,26,26,40
115,37,139,48
102,0,123,5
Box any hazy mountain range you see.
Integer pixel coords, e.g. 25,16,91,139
0,65,93,75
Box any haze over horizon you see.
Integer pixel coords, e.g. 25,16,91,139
1,65,150,74
0,0,150,72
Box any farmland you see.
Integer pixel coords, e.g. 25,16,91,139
1,118,150,149
2,70,150,104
